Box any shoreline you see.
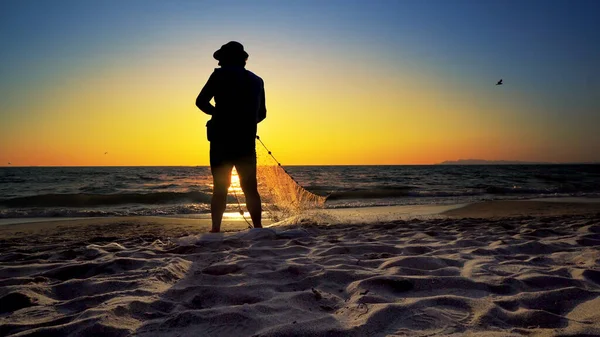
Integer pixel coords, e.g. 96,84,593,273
2,197,600,229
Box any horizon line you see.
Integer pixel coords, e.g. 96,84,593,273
1,163,600,168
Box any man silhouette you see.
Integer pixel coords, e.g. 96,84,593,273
196,41,266,233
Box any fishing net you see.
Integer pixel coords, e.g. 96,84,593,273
255,137,326,221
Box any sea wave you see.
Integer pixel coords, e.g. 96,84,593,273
324,185,600,201
0,203,212,218
0,177,27,184
483,185,584,194
325,187,414,200
147,183,181,190
0,191,220,208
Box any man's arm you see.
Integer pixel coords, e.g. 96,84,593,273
196,72,217,115
257,81,266,123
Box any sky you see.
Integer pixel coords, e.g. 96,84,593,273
1,0,599,166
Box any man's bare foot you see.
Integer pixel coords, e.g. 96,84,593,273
209,229,220,233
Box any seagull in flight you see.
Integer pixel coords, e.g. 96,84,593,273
104,152,108,155
7,162,11,165
496,79,503,85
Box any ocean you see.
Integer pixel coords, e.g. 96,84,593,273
1,165,599,219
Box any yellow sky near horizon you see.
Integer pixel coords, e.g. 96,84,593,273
0,57,576,167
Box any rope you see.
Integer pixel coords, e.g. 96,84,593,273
256,135,302,186
232,188,253,229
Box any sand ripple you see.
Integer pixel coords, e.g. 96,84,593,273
2,215,600,336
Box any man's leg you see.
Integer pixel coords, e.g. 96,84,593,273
236,154,262,228
210,163,233,233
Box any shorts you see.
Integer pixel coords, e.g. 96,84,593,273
209,141,256,169
210,141,258,190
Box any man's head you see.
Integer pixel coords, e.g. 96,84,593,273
213,41,248,67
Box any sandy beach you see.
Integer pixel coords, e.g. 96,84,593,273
1,200,600,336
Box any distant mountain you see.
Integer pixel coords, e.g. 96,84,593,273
436,159,555,165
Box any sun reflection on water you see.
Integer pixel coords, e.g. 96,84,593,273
229,167,243,193
225,167,247,219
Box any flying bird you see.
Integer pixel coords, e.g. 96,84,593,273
496,79,503,85
7,162,11,165
104,152,108,155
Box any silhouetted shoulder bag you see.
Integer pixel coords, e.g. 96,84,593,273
206,120,215,142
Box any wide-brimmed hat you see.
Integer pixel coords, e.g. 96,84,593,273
213,41,249,61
